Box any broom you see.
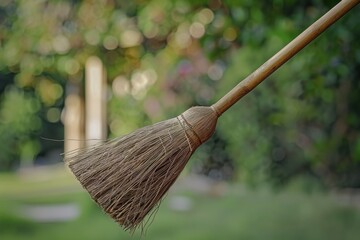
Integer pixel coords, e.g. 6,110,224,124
65,0,359,231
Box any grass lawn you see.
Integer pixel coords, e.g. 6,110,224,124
1,166,360,240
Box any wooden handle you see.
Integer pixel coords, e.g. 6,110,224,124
212,0,359,116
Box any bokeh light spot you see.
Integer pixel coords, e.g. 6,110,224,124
46,107,61,123
85,30,101,46
197,8,214,25
189,22,205,39
120,30,143,48
103,35,118,50
52,35,70,54
224,27,237,42
112,76,130,97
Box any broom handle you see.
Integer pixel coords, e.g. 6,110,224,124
212,0,359,116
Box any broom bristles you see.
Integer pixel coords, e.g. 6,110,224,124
65,106,218,231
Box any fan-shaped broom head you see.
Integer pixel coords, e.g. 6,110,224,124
64,106,218,231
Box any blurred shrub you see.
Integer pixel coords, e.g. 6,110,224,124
216,6,360,187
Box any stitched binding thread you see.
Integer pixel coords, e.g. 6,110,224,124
177,114,202,150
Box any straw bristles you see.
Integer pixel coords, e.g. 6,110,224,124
64,106,218,231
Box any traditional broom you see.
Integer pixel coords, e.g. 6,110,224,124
65,0,359,231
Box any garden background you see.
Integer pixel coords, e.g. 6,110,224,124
1,0,360,239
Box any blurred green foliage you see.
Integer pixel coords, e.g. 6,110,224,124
216,4,360,187
0,0,359,188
